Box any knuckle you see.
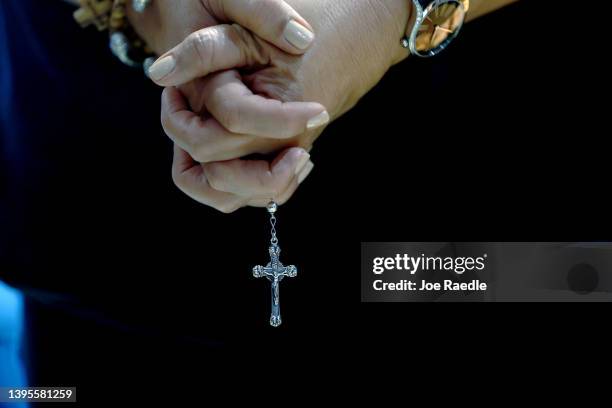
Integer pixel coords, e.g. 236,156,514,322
189,30,210,51
189,30,214,70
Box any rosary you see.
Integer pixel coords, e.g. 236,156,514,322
74,1,299,327
251,202,297,327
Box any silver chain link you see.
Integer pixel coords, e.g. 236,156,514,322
270,214,278,245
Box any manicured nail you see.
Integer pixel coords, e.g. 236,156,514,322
297,161,314,184
148,55,176,81
307,110,329,129
294,151,311,176
284,20,315,50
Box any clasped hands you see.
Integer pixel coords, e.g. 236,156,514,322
132,0,409,212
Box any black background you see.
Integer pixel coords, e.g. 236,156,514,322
1,0,610,399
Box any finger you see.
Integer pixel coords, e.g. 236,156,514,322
148,25,254,87
203,70,328,138
172,145,246,213
248,156,315,207
162,87,255,163
212,0,315,54
162,85,327,162
202,147,311,197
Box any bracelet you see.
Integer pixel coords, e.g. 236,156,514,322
73,0,156,71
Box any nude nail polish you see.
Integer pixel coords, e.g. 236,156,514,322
284,20,315,50
148,55,175,81
307,111,329,129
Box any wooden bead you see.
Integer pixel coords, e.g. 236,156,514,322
73,0,113,31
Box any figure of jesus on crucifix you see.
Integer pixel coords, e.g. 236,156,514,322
252,244,297,327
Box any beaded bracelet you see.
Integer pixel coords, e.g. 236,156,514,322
73,0,156,72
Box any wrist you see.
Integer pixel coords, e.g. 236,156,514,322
341,0,412,93
279,0,413,118
370,0,412,65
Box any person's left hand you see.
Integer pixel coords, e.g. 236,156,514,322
171,143,313,213
165,70,317,213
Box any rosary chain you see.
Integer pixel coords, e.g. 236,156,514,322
270,214,278,245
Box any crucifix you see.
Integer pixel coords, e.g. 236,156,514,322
252,202,297,327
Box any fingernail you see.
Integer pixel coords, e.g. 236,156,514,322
294,151,311,176
148,55,176,81
297,161,314,184
284,20,315,50
307,110,329,129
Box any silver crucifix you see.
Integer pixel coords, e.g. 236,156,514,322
252,202,297,327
